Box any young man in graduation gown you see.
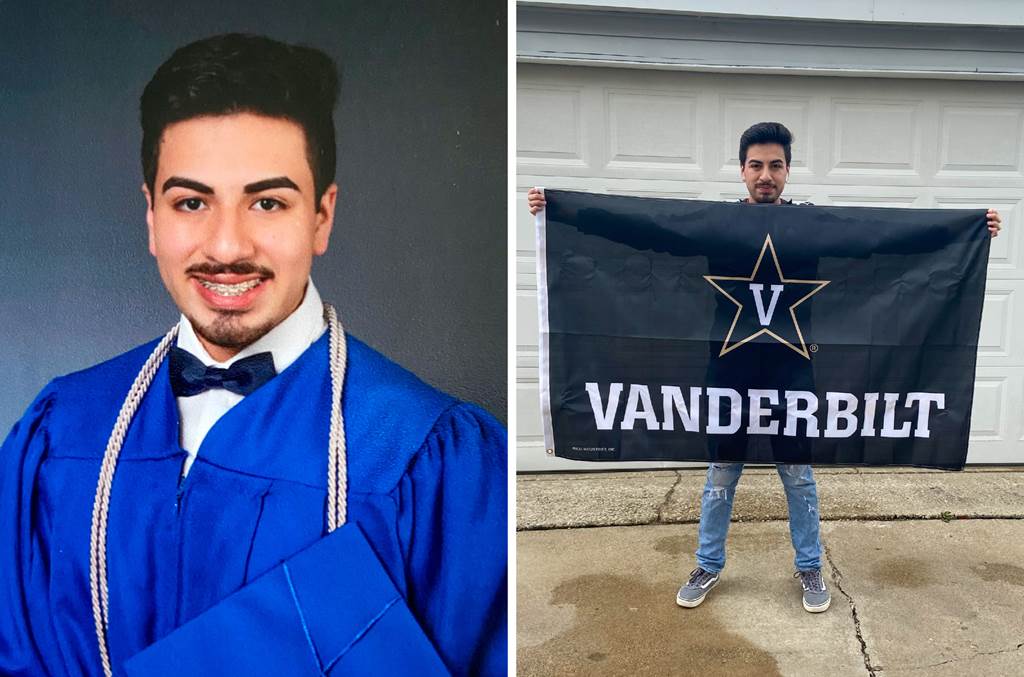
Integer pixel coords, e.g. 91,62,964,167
0,34,507,676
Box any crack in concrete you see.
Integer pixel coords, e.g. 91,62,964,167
654,470,682,523
824,544,880,677
902,641,1024,671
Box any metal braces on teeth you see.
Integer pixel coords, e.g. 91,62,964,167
199,279,262,297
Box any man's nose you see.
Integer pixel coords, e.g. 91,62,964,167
759,167,772,182
203,207,256,262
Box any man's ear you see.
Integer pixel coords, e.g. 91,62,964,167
142,184,156,256
313,183,338,256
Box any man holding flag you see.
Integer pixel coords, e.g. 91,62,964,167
527,121,1001,614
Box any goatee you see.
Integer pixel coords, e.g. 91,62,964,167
190,311,278,352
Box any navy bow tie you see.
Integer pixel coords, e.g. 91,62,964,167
169,346,277,397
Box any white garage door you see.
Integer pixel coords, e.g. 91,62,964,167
516,64,1024,469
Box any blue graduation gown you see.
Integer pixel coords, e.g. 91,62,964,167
0,333,507,676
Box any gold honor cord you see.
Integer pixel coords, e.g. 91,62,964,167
89,304,348,677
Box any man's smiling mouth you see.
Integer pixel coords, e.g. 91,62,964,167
197,278,264,297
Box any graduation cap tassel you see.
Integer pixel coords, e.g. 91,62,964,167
89,303,349,676
90,325,180,677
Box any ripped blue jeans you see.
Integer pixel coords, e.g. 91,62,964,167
696,463,822,573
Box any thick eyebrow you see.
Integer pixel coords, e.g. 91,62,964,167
160,176,301,195
162,177,214,195
244,176,300,194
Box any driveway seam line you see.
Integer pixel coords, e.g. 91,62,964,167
517,515,1024,532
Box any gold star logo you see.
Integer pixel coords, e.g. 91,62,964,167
704,234,829,359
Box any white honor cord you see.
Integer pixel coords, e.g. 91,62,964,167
89,303,348,677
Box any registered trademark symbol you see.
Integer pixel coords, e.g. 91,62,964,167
810,344,819,353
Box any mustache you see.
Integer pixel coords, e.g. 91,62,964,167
185,262,275,278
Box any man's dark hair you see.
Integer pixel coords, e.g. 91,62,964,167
739,122,793,167
140,33,339,204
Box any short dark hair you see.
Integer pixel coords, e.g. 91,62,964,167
739,122,793,166
140,33,339,203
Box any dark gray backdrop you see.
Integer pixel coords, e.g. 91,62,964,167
0,0,507,433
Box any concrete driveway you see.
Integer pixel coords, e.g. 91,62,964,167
517,468,1024,676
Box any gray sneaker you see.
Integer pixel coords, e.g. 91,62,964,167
795,569,831,613
676,567,720,608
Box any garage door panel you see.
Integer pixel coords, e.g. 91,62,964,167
518,350,538,384
518,381,543,441
937,104,1024,176
977,279,1024,365
1017,371,1024,445
517,85,588,167
517,289,539,350
606,89,700,169
829,99,923,175
516,251,536,291
978,287,1014,361
970,367,1024,461
970,375,1006,441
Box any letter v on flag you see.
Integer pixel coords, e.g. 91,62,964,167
750,283,783,325
535,189,990,469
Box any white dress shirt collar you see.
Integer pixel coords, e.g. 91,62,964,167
175,279,328,373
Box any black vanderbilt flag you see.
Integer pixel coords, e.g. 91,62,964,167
536,190,990,470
